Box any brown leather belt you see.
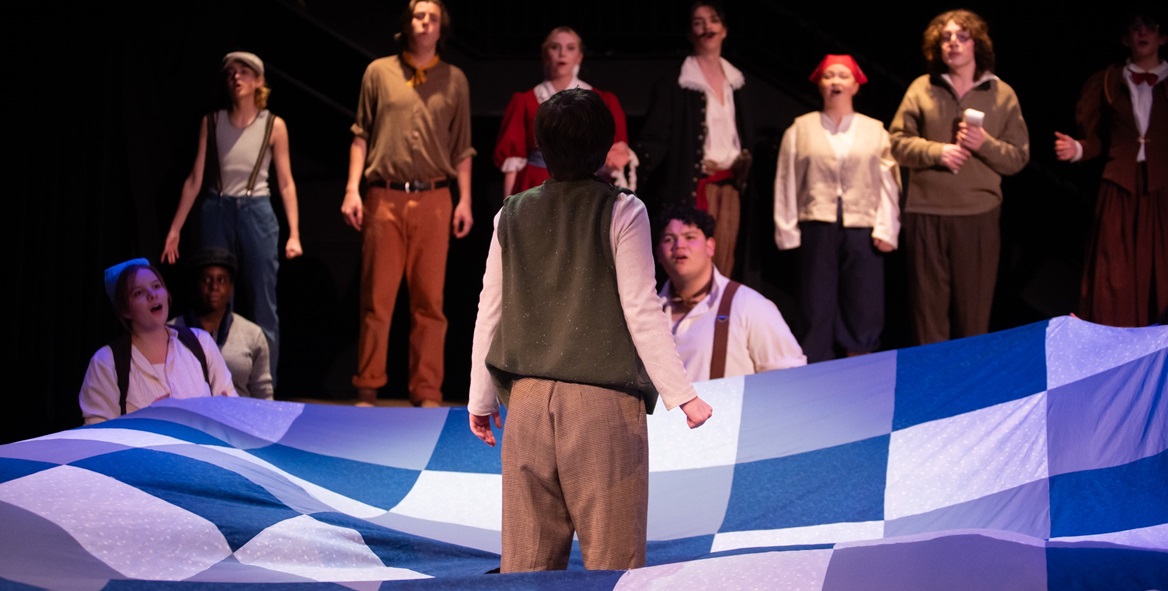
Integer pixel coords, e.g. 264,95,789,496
370,178,451,193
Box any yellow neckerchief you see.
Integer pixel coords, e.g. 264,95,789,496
402,52,440,87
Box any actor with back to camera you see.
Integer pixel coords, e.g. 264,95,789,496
1055,9,1167,328
468,88,713,572
341,0,475,407
889,9,1030,345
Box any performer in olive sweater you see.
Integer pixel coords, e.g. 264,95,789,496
889,8,1030,345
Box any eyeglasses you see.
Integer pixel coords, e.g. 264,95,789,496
940,32,972,44
1128,21,1160,33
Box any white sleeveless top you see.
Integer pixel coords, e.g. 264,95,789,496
214,109,272,197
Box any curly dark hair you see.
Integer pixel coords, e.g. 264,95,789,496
922,9,995,79
653,204,716,244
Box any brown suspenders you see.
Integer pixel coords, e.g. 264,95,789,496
205,110,276,196
709,280,741,380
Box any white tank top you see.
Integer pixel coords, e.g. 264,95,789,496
213,109,272,197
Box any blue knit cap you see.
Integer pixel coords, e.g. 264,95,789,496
104,258,150,305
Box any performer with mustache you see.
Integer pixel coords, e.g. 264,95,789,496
637,1,754,280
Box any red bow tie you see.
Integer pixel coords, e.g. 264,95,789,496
1131,71,1159,85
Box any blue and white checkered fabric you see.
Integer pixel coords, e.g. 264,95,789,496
1,316,1165,590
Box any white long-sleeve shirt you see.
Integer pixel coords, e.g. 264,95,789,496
468,191,697,416
660,268,807,382
79,326,238,425
774,111,901,250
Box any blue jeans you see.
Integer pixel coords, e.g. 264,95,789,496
200,193,280,381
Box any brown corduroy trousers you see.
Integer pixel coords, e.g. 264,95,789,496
500,377,648,572
352,185,451,404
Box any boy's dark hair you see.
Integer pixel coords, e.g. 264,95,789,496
653,204,717,244
534,87,614,181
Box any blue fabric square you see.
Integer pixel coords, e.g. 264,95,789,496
243,443,421,510
894,320,1048,430
646,535,717,566
0,502,124,587
722,436,888,531
649,465,734,539
1047,351,1168,476
823,532,1047,591
1046,545,1168,591
0,458,57,484
1050,449,1168,538
885,479,1050,538
277,404,447,470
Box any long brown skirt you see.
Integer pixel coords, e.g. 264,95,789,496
1079,169,1168,327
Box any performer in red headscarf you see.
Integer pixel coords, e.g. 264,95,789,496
774,54,902,362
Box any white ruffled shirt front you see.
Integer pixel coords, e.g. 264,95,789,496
678,56,745,171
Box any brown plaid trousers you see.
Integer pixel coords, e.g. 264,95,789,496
500,377,649,572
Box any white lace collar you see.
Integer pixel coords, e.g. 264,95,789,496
534,76,593,104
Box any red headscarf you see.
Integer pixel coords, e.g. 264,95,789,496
808,54,868,85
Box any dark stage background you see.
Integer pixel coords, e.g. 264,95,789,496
8,0,1142,443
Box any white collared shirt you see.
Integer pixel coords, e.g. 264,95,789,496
658,268,806,382
79,326,238,425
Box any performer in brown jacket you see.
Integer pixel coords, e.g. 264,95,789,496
1055,10,1167,327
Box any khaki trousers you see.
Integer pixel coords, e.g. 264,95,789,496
352,185,451,404
501,378,648,572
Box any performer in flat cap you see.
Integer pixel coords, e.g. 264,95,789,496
161,50,303,388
